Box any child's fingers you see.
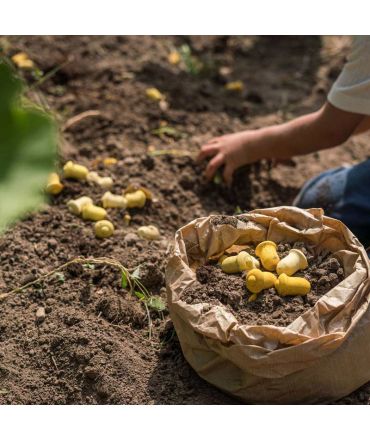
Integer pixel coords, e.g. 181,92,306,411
205,152,225,180
196,144,220,162
223,164,235,187
205,137,220,145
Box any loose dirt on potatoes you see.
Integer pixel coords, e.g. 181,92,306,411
183,241,345,327
0,36,370,404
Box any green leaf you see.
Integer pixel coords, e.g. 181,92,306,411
0,389,9,395
54,272,65,283
121,271,128,289
83,263,95,270
213,171,223,185
234,206,243,215
0,61,57,233
179,44,203,75
134,290,146,301
147,296,166,312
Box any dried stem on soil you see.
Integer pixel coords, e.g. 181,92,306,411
63,110,102,131
0,256,155,339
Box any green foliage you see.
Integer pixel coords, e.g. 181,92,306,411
83,263,95,270
147,296,166,312
213,171,223,185
179,44,203,75
0,61,57,233
121,271,128,289
234,206,243,215
124,266,167,312
54,272,65,284
134,290,146,300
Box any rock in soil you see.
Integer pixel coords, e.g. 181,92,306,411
35,307,46,323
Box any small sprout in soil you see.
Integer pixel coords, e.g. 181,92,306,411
134,290,146,300
255,241,280,271
179,44,203,75
147,296,166,312
63,161,89,180
94,220,114,239
276,249,308,276
137,225,160,241
46,172,64,195
146,87,165,101
81,204,107,221
87,171,113,190
83,263,95,270
54,272,65,284
67,196,93,216
1,257,161,340
213,171,223,185
275,273,311,297
102,191,127,209
121,271,128,289
234,206,243,215
225,80,244,92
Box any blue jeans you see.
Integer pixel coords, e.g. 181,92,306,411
294,159,370,249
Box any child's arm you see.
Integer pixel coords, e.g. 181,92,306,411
197,102,365,185
354,116,370,135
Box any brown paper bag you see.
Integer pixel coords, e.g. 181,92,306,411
166,207,370,404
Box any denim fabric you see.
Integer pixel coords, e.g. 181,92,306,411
294,159,370,248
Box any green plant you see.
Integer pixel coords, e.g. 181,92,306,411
54,272,65,284
179,44,203,75
0,257,165,339
213,170,223,185
122,265,166,313
0,61,57,233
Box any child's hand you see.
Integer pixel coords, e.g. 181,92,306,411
197,102,366,187
197,130,264,186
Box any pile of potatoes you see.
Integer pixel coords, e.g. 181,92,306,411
219,241,311,301
46,160,160,240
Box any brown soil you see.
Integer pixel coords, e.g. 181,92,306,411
0,36,369,405
183,241,344,327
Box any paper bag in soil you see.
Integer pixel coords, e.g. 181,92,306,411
166,207,370,404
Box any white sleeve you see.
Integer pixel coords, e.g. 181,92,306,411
328,36,370,116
